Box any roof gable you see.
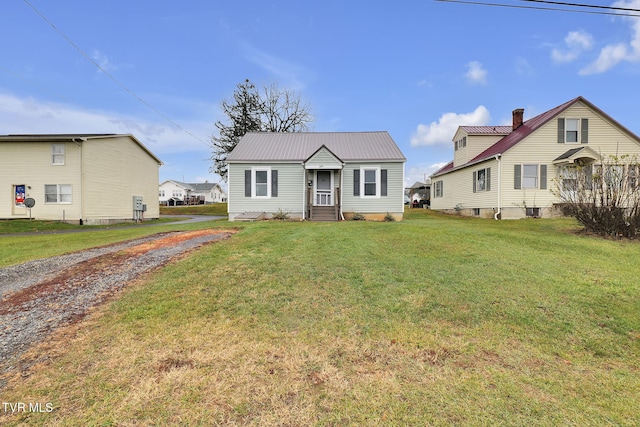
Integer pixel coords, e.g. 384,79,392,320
227,131,406,162
304,145,343,169
433,96,640,177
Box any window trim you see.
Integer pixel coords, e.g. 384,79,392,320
252,167,272,199
359,166,381,198
51,143,65,165
44,184,72,204
522,164,539,189
473,167,491,192
434,180,444,198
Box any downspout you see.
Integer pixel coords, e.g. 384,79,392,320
72,138,86,224
340,165,345,220
494,154,502,220
302,163,306,220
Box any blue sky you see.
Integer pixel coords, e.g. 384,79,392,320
2,0,640,189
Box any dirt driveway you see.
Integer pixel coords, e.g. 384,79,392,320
0,229,234,389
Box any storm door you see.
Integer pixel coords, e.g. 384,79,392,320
314,170,333,206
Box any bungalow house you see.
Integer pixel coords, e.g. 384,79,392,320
226,131,406,221
159,180,226,205
0,134,162,224
430,96,640,219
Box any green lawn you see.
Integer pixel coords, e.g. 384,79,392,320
1,209,639,426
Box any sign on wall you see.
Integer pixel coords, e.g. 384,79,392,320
14,185,26,207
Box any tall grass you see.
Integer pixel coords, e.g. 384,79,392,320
1,210,639,426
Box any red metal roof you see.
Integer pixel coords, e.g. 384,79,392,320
432,96,591,177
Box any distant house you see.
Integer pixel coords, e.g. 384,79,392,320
430,96,640,219
226,131,406,221
159,180,226,205
0,134,162,224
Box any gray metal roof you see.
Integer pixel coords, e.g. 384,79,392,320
226,131,406,162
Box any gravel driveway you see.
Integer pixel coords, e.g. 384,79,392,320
0,229,233,389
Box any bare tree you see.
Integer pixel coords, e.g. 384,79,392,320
261,83,313,132
555,154,640,238
211,80,314,181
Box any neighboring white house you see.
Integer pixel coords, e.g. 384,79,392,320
0,134,162,224
226,131,406,221
159,180,226,205
430,96,640,219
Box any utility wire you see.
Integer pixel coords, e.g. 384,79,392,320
522,0,640,13
436,0,640,17
22,0,212,148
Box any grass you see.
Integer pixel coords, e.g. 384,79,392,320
160,202,228,216
1,209,639,425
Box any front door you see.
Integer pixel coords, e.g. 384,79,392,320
315,170,333,206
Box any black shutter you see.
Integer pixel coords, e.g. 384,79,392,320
244,170,251,197
473,171,477,193
381,169,387,196
271,170,278,197
581,118,589,144
486,167,491,191
558,118,565,143
514,165,522,189
540,165,547,189
353,170,360,196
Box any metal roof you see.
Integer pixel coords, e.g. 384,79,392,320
459,126,511,135
432,96,640,178
226,131,406,162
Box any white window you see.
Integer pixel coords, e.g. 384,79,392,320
51,144,65,165
522,164,538,188
172,190,182,197
159,190,165,197
434,180,443,198
474,167,490,192
252,167,271,198
45,184,72,203
360,167,380,197
565,119,579,143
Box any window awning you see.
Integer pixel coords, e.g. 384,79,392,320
553,146,601,165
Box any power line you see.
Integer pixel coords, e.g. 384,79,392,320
522,0,640,13
21,0,212,148
436,0,640,17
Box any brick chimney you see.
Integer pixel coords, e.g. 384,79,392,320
512,108,524,130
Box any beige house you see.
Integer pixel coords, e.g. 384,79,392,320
430,96,640,219
0,134,162,224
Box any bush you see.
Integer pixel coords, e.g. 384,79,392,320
384,212,396,222
555,155,640,238
351,212,366,221
271,208,290,221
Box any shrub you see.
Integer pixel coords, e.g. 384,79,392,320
351,212,366,221
384,212,396,222
555,155,640,238
271,208,290,221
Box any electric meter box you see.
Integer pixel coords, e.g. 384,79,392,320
133,196,144,211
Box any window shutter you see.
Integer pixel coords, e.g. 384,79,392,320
557,118,565,143
271,170,278,197
381,169,387,196
244,170,251,197
514,165,522,189
486,168,491,191
473,171,477,193
585,164,593,190
581,118,589,144
353,169,360,196
540,165,547,189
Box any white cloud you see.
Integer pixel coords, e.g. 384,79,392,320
551,30,594,63
91,50,117,73
465,61,487,85
410,105,490,147
579,1,640,74
0,92,212,156
404,162,449,187
240,42,310,91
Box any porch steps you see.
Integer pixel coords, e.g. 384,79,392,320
310,206,338,221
